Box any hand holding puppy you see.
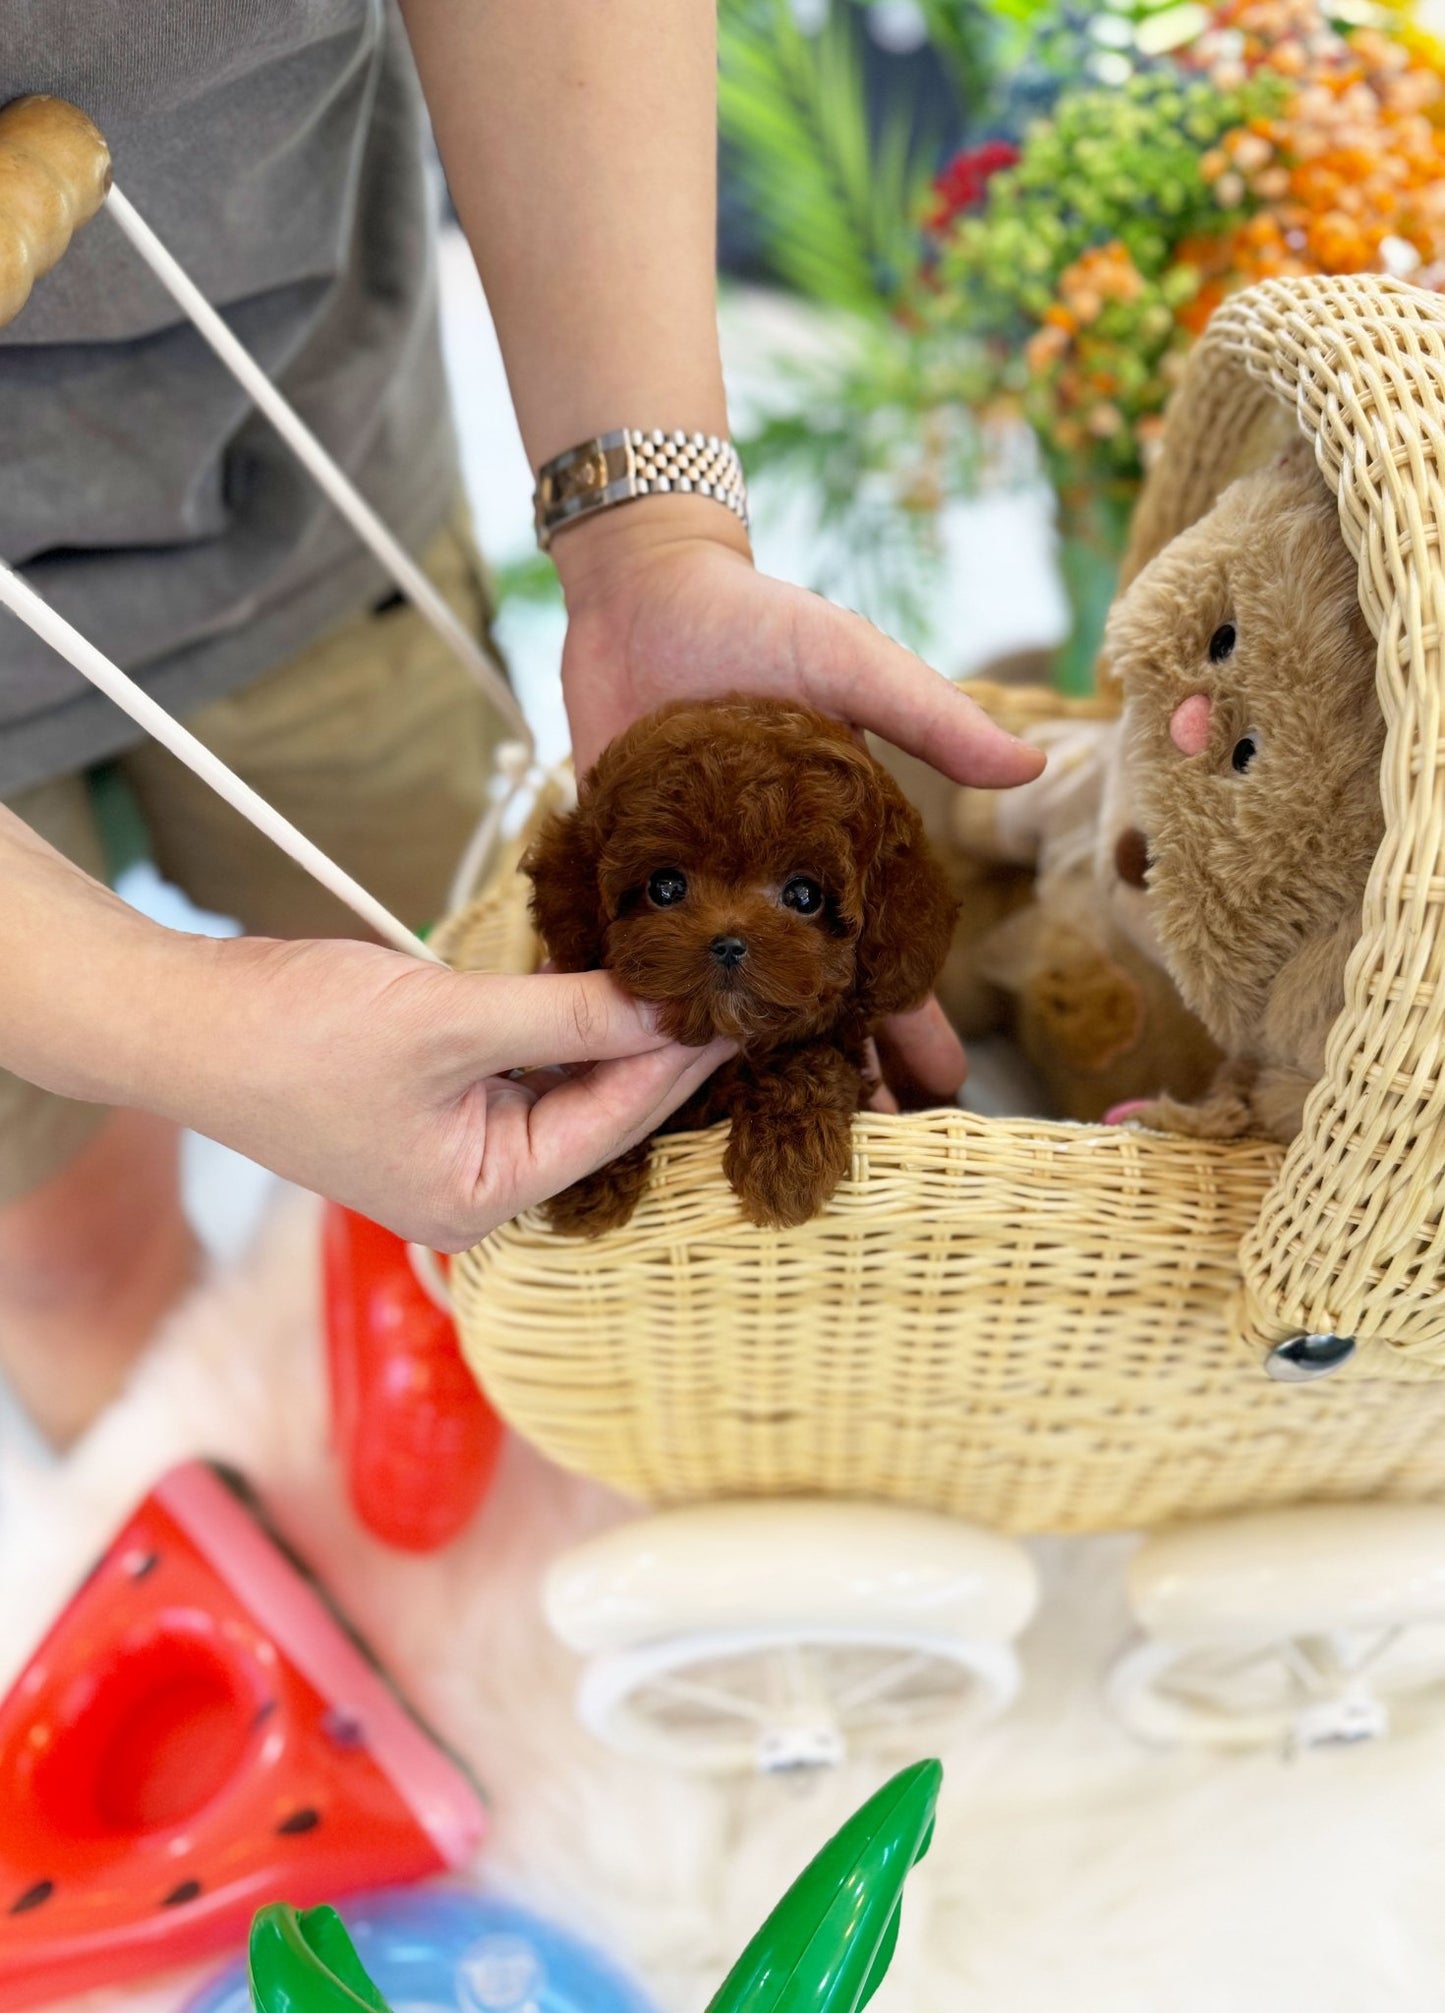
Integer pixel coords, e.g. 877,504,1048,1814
0,801,732,1253
550,500,1043,1105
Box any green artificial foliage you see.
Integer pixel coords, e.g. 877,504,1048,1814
857,0,999,115
715,0,1289,671
489,548,565,609
247,1764,943,2013
717,0,1017,653
706,1758,943,2013
934,70,1278,332
737,309,1000,648
87,761,152,884
718,0,940,316
248,1904,391,2013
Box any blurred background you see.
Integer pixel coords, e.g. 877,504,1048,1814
491,0,1445,738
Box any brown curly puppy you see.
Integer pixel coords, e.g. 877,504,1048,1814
523,695,958,1234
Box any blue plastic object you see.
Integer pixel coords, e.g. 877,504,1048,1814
185,1887,659,2013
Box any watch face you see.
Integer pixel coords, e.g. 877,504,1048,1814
552,448,609,508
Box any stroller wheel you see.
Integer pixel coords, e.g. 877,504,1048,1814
572,1624,1016,1776
1108,1503,1445,1752
543,1500,1035,1775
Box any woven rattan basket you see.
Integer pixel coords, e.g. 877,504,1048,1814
447,276,1445,1535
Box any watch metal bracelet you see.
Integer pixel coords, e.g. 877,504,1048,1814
534,427,748,551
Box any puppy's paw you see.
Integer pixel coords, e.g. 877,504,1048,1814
1250,1066,1313,1146
724,1110,854,1228
1106,1058,1269,1142
1111,1092,1250,1140
544,1145,651,1238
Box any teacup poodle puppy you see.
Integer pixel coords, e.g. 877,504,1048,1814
523,694,958,1235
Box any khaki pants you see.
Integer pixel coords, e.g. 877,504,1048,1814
0,505,507,1206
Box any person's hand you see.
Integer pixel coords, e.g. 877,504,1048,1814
202,940,734,1248
0,809,731,1251
553,499,1046,1099
109,933,732,1251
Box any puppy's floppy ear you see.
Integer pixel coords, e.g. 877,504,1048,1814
522,803,607,972
856,796,959,1017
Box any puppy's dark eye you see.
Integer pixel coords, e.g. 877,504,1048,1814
780,875,824,916
1209,622,1236,663
647,868,688,907
1231,734,1259,774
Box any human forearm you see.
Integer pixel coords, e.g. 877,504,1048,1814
399,0,1045,1112
0,805,216,1109
0,808,730,1246
401,0,729,472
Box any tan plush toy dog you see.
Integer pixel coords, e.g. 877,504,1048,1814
1100,440,1385,1142
880,710,1222,1122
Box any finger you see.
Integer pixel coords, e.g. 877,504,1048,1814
798,601,1046,789
874,998,969,1106
494,1035,735,1218
458,969,676,1071
860,1036,900,1114
506,1063,583,1096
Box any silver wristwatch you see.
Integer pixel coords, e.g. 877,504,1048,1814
533,427,749,551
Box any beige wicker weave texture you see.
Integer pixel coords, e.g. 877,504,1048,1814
1117,276,1445,1374
446,455,1445,1535
452,1092,1445,1532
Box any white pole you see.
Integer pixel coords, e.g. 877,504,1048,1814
0,560,442,962
103,184,535,764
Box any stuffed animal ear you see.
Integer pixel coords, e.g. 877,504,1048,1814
856,801,960,1018
521,804,607,972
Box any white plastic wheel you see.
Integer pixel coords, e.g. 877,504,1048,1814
1109,1503,1445,1752
576,1621,1020,1775
544,1500,1037,1775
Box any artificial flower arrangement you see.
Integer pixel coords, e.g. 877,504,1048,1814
722,0,1445,686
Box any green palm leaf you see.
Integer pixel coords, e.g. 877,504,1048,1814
719,0,937,314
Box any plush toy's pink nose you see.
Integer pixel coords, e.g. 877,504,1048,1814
1169,692,1213,755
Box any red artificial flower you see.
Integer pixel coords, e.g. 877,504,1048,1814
927,140,1020,231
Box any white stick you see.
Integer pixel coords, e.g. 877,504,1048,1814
103,184,535,762
0,560,442,962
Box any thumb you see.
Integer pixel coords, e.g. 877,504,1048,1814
799,600,1046,789
500,1035,736,1216
455,969,675,1074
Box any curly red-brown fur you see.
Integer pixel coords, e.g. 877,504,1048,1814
543,1142,652,1237
525,695,957,1234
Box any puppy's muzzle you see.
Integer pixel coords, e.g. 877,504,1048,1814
710,934,747,970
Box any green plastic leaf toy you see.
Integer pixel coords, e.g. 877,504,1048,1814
248,1904,392,2013
705,1759,943,2013
248,1760,942,2013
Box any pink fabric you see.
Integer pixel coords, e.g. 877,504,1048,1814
1169,693,1213,755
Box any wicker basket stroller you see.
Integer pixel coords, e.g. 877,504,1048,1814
9,97,1445,1766
441,275,1445,1767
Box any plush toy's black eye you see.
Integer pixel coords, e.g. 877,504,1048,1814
1209,622,1237,663
647,868,688,907
1231,735,1259,774
780,875,824,915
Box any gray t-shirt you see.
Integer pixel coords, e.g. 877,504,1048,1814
0,0,457,795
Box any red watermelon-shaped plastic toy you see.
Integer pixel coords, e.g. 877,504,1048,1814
0,1460,485,2008
323,1205,505,1553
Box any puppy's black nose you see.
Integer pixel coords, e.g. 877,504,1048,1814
710,935,747,969
1114,827,1152,890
